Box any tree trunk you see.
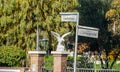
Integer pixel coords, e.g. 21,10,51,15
98,51,104,69
105,49,109,69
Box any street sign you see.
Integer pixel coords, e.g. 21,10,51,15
60,12,78,22
78,25,99,38
60,12,99,72
60,12,79,72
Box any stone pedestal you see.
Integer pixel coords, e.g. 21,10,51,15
28,51,46,72
51,51,69,72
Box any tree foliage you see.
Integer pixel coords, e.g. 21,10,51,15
0,0,79,51
77,0,120,69
106,0,120,35
105,0,120,68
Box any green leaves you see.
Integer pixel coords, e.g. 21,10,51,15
0,0,78,52
0,46,26,67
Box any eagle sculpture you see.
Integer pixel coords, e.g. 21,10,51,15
51,31,71,51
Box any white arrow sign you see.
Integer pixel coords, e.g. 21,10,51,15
78,25,99,38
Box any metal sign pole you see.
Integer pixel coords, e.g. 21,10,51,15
60,12,79,72
73,13,79,72
60,12,99,72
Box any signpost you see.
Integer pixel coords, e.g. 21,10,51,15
60,12,79,72
60,12,99,72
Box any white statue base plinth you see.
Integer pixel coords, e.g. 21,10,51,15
51,51,69,54
56,45,65,52
28,51,46,54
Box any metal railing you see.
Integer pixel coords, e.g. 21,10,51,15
41,67,120,72
67,68,120,72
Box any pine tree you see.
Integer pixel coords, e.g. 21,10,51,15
0,0,79,51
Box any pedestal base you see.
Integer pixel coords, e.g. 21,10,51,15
51,51,69,72
28,51,46,72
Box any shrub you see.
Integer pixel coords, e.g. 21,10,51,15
0,46,26,67
44,55,53,70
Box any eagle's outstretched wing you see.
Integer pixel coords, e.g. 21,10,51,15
51,31,60,39
61,32,71,39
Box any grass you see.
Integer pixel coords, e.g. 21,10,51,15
94,60,120,69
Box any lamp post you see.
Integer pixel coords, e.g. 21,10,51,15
41,38,48,50
36,24,40,50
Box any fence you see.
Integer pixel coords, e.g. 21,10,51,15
41,67,120,72
41,67,52,72
67,68,120,72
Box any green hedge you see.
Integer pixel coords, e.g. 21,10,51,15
0,46,26,67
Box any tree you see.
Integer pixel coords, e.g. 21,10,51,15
105,0,120,68
0,0,79,52
78,0,118,69
106,0,120,35
37,0,79,52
